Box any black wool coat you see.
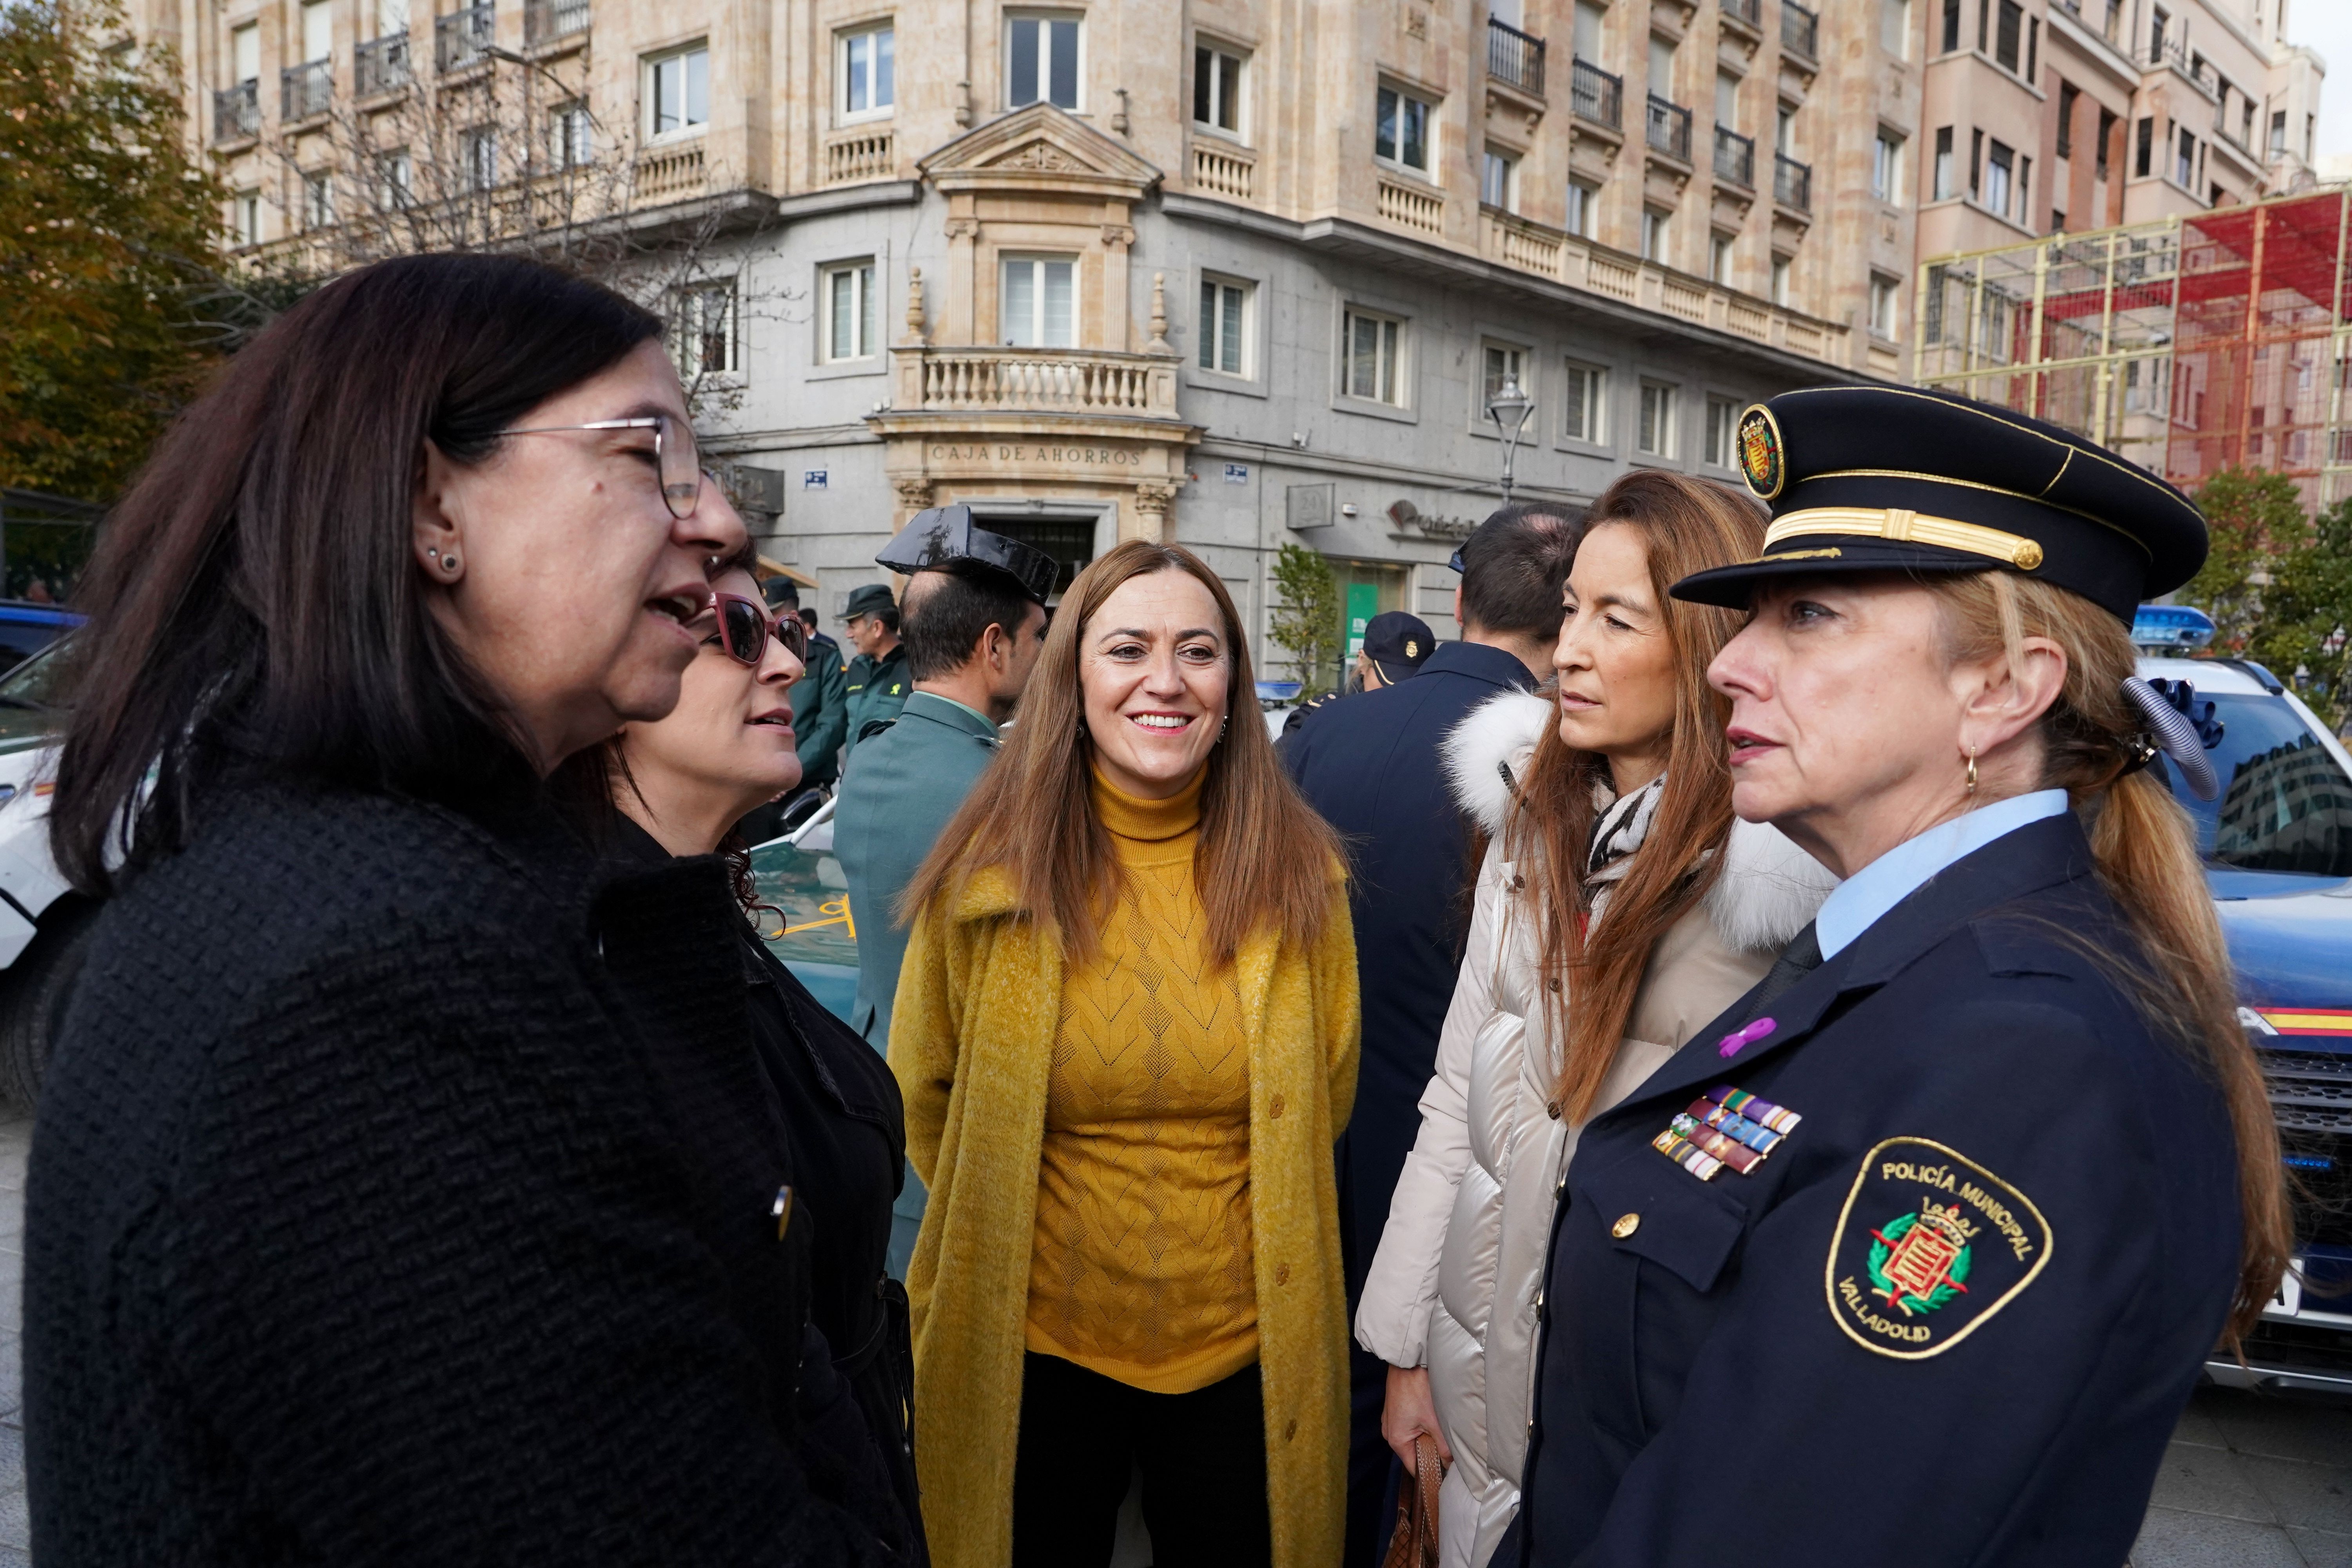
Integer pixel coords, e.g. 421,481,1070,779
26,779,907,1566
1514,813,2243,1567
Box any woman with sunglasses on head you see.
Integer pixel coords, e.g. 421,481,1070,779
29,256,906,1565
563,540,924,1562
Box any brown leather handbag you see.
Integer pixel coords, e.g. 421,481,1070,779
1381,1434,1446,1568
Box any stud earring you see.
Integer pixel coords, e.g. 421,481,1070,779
426,547,441,561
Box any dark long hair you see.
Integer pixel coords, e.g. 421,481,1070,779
51,254,664,894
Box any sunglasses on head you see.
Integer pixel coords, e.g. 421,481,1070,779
711,592,808,666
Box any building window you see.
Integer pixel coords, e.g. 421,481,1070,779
375,148,413,207
232,189,261,245
824,260,878,363
1709,230,1734,283
2270,109,2287,154
1869,273,1899,337
300,0,332,63
463,125,499,190
2136,116,2153,178
2026,16,2038,81
1481,147,1518,211
676,281,736,378
550,102,592,168
2097,108,2115,178
1198,276,1252,376
1881,0,1909,57
646,44,710,138
1007,13,1080,109
1342,307,1405,405
230,20,259,84
1993,0,2020,71
1873,130,1905,201
1637,381,1677,457
1938,0,1958,52
301,169,333,230
1933,125,1953,198
1641,205,1670,261
2055,83,2076,158
1567,178,1597,237
1770,254,1790,305
840,24,895,120
1001,255,1076,347
1563,361,1606,443
2175,125,2195,187
1704,396,1738,468
1482,343,1530,416
1375,84,1433,173
1194,42,1244,134
1985,139,2013,215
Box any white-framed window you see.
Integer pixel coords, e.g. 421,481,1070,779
1709,230,1734,283
1770,254,1791,305
550,102,592,168
1933,126,1954,199
1882,0,1909,57
1482,342,1530,417
1567,178,1598,237
463,125,498,190
232,189,261,246
231,20,259,84
1704,396,1738,468
676,280,737,378
1001,254,1076,347
375,148,413,207
823,260,879,363
1342,307,1406,405
1007,13,1080,109
1563,360,1606,444
840,23,894,120
1641,205,1670,261
1870,272,1900,337
300,0,332,62
1198,275,1252,376
645,44,710,138
1481,147,1519,211
1375,83,1434,174
1874,130,1905,201
1637,380,1678,457
1986,139,2014,215
301,169,334,230
1194,41,1245,135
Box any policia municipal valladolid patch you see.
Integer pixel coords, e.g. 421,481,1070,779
1825,1138,2053,1359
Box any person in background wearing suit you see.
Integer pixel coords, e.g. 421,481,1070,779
1281,611,1436,740
834,506,1055,1276
1281,504,1584,1568
843,583,912,761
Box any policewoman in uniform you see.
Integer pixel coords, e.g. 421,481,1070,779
1513,385,2290,1566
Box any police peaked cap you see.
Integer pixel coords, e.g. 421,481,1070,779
1669,385,2209,623
875,504,1058,606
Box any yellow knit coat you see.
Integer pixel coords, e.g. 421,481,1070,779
889,860,1360,1568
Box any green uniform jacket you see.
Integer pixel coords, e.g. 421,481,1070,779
833,689,1000,1276
841,645,910,764
792,634,849,790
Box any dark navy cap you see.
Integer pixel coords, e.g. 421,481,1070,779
875,504,1058,605
1669,385,2207,623
762,576,801,610
842,583,898,621
1361,611,1435,685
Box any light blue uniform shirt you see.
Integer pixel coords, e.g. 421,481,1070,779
1813,788,2072,960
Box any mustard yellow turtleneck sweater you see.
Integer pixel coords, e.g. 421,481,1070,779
1025,767,1257,1394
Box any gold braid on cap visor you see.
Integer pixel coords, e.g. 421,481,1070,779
1759,507,2046,571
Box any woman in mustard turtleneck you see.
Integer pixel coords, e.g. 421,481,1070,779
891,541,1360,1568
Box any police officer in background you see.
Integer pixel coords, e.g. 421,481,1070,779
1512,386,2288,1565
1281,609,1437,740
833,506,1055,1275
840,583,911,762
768,576,848,792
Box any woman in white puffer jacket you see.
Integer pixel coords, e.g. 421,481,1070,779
1352,474,1835,1567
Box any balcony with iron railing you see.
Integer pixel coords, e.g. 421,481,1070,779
1646,94,1692,163
1488,18,1546,98
1571,58,1622,131
436,4,494,72
1714,126,1755,187
1775,152,1812,212
281,60,332,121
525,0,589,47
1781,0,1818,61
356,33,410,96
213,79,259,142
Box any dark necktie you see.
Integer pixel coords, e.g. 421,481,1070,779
1736,920,1823,1027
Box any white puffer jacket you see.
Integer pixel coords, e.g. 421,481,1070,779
1353,690,1835,1567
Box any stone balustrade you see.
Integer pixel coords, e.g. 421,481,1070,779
892,345,1181,419
824,129,895,185
633,143,706,203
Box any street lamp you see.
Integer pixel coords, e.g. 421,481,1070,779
1486,376,1534,503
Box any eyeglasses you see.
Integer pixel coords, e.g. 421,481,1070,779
1448,547,1466,573
494,414,703,519
711,592,808,667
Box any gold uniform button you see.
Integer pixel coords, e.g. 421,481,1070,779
1612,1212,1641,1240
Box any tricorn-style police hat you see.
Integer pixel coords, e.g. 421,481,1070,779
1669,385,2207,623
875,504,1059,606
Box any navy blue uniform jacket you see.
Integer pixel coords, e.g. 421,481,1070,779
1518,813,2241,1567
1283,640,1538,1299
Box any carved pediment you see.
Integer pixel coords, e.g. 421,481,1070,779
921,102,1161,199
987,139,1089,173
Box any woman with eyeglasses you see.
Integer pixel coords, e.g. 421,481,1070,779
559,539,925,1562
29,256,908,1565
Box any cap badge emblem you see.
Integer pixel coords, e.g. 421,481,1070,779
1737,405,1786,500
1404,639,1419,657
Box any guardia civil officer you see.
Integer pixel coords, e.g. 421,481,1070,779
842,583,911,759
832,506,1054,1274
1512,386,2290,1567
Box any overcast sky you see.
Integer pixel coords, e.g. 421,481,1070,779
2294,1,2352,162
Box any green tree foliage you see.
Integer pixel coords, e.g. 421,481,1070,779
2247,494,2352,733
2182,467,2309,655
0,1,229,499
1268,543,1341,696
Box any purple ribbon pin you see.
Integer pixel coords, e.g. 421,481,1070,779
1717,1017,1776,1059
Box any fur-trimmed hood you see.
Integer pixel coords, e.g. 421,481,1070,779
1440,688,1837,954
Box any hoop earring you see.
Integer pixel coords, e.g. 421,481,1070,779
1965,747,1979,797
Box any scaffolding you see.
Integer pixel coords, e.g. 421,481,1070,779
1914,186,2352,513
